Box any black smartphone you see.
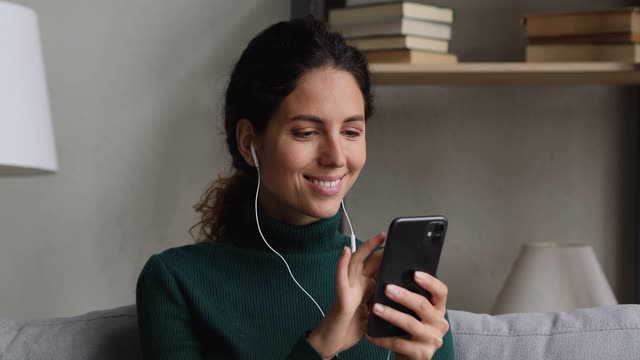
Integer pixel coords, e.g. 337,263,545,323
367,215,448,338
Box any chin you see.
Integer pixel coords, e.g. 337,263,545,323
305,199,343,219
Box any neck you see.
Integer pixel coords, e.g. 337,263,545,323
257,193,319,225
227,197,345,253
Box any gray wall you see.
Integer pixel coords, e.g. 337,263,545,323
0,0,289,321
0,0,636,321
349,0,637,313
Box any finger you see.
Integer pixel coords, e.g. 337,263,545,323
367,331,445,358
371,302,424,339
385,283,450,337
414,271,449,313
349,232,385,278
362,249,384,277
365,333,413,356
384,284,437,324
335,246,352,295
352,232,385,264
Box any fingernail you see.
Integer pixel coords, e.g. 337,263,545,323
343,246,349,255
386,284,401,297
373,303,384,313
415,271,429,281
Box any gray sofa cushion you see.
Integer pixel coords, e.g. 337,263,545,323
448,304,640,360
0,319,18,355
1,304,638,360
1,305,140,360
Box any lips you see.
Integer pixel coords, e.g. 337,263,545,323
304,174,345,182
304,174,345,195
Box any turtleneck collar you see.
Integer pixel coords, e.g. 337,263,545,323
227,197,347,253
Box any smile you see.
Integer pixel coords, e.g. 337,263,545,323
306,177,342,188
304,175,345,195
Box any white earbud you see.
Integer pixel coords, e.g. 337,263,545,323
250,143,259,168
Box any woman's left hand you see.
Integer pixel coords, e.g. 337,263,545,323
365,271,449,360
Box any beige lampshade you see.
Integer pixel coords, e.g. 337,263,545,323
492,242,617,315
0,1,58,175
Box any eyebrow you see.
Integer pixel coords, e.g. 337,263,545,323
289,114,365,124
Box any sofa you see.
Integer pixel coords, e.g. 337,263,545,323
1,304,639,359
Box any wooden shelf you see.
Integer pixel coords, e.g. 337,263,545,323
369,62,640,85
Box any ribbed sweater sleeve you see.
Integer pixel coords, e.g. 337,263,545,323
136,254,326,359
287,333,325,359
136,255,204,360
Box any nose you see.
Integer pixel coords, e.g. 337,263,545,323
318,131,346,168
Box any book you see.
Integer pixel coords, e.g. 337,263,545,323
333,17,452,39
347,35,449,52
345,0,445,6
526,43,640,62
523,7,640,38
329,1,454,27
528,33,640,44
364,49,458,64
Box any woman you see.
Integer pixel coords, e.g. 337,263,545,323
136,16,454,360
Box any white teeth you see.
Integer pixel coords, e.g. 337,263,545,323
310,177,341,188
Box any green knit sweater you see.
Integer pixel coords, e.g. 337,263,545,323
136,201,455,359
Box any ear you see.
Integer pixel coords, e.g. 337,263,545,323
236,118,258,168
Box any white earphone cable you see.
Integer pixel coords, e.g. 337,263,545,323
341,200,392,360
254,169,326,318
251,148,391,359
341,199,357,253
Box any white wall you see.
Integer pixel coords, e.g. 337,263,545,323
0,0,636,321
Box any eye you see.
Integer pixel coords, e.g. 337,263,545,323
342,129,362,138
293,131,317,139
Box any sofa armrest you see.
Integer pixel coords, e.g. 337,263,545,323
0,305,140,360
448,304,640,360
0,319,19,355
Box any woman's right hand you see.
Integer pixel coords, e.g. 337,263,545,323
307,232,386,359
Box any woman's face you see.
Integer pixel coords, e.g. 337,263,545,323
254,67,367,225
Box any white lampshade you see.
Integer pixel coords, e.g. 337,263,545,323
492,242,617,315
0,1,58,175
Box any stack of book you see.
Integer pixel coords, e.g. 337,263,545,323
329,0,457,64
524,7,640,62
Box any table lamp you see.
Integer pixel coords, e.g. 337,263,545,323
492,242,617,314
0,1,58,176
